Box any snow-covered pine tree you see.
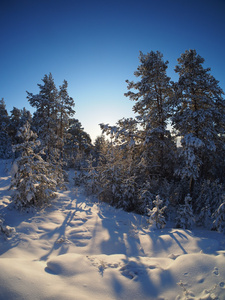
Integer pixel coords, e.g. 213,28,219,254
10,122,57,208
196,180,223,228
82,155,99,195
148,195,167,229
96,143,123,206
172,50,225,196
175,194,195,229
125,51,176,180
20,107,32,128
117,152,138,211
8,107,22,145
58,80,75,159
0,98,12,158
99,52,177,212
94,124,143,211
27,73,59,159
99,119,145,212
65,118,92,167
137,181,154,215
93,135,109,166
0,98,10,132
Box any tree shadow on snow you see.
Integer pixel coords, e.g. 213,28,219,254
39,190,94,261
96,208,144,257
39,209,76,261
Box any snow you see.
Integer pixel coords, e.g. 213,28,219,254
0,160,225,300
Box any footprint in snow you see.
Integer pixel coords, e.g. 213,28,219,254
213,267,219,276
120,261,144,280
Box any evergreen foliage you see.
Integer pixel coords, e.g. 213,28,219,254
65,118,92,167
10,122,57,208
27,73,60,158
0,98,12,158
172,50,225,195
124,51,176,179
8,107,22,144
148,195,167,229
212,197,225,234
58,80,75,159
176,194,195,229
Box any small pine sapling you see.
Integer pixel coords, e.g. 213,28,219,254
137,182,154,215
176,194,195,229
83,156,98,195
148,195,167,229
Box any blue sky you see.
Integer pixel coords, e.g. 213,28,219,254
1,0,225,141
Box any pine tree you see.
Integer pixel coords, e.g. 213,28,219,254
81,155,98,195
0,98,12,158
8,107,22,145
10,122,57,208
65,118,92,167
176,194,195,229
196,180,223,227
148,195,167,229
97,143,123,206
20,107,32,127
93,135,109,165
0,98,9,129
27,73,59,158
99,51,176,212
124,51,175,179
58,80,75,159
172,50,225,194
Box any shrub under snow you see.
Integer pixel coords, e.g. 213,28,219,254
176,194,195,229
148,195,167,229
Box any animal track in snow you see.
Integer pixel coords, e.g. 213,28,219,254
213,267,219,276
119,261,145,280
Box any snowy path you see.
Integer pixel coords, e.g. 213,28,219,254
0,162,225,299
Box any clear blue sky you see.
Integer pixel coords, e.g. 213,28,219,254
1,0,225,141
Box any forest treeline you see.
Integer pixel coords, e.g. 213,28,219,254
1,49,225,232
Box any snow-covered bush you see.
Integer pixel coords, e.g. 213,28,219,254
0,217,15,237
194,180,224,229
176,194,195,229
118,175,137,211
10,122,57,209
212,197,225,234
137,182,154,215
195,180,223,218
48,149,66,190
148,195,167,229
82,157,99,195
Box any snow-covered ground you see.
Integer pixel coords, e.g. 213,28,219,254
0,160,225,300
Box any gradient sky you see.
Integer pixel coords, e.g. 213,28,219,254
1,0,225,141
